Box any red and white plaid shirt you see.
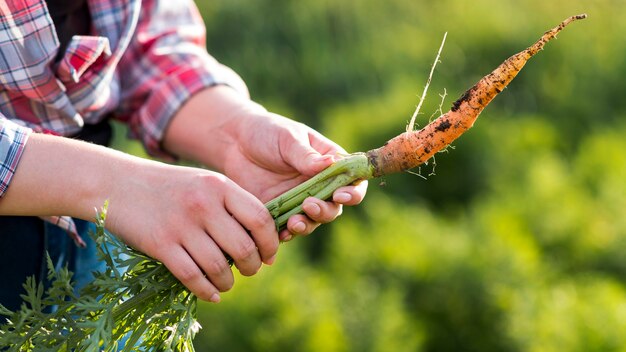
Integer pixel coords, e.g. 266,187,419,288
0,0,247,245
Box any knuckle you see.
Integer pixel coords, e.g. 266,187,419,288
207,258,231,276
233,240,262,277
210,174,233,191
205,258,234,297
184,190,210,215
233,239,258,262
186,174,230,215
251,207,275,230
206,259,234,292
177,265,202,283
198,171,226,186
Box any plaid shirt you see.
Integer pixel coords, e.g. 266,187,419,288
0,0,247,245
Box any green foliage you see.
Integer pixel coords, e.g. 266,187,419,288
0,204,199,351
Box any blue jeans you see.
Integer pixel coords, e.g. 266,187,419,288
0,216,103,313
0,216,133,349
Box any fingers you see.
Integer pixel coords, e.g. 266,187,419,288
205,210,263,277
224,186,279,265
281,130,337,177
332,180,368,206
282,180,369,241
182,233,234,292
160,246,222,303
284,197,341,238
165,202,276,302
163,195,277,302
165,174,279,301
302,197,343,223
284,213,320,240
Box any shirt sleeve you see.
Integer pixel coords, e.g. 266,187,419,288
0,117,31,197
114,0,248,159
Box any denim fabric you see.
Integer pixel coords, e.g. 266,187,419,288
0,216,103,312
0,216,134,349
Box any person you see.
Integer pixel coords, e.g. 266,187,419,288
0,0,367,310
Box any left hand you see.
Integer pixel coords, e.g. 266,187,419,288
221,107,368,241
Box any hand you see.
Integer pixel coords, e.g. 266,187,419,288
0,133,278,302
220,107,368,241
106,162,279,302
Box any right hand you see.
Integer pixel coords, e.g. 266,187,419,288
0,132,276,303
105,162,279,302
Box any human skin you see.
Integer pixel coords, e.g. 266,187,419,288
0,85,367,302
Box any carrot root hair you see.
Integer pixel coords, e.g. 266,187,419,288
367,14,587,177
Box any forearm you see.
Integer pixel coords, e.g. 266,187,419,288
0,133,145,220
162,85,265,172
0,131,281,301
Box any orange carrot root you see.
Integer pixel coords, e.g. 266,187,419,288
367,14,587,177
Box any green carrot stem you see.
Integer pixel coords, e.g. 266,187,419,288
264,153,373,231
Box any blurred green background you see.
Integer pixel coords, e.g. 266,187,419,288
116,1,626,351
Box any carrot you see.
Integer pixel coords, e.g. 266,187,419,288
266,14,587,230
367,13,587,176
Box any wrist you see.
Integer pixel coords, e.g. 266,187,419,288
162,85,266,171
0,133,140,221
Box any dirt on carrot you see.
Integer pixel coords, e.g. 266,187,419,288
366,14,587,177
266,14,587,232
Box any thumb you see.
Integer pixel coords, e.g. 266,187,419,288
283,137,336,177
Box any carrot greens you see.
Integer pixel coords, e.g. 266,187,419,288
0,203,200,351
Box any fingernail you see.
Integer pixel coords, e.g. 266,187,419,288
282,234,293,242
334,192,352,203
292,221,306,233
266,254,277,266
303,203,321,217
210,293,221,303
